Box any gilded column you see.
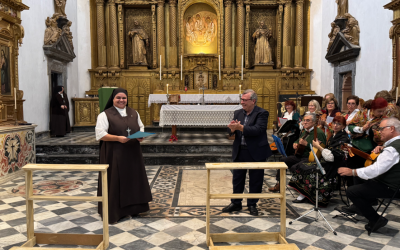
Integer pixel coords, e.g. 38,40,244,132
294,0,304,69
276,4,283,69
245,5,250,68
117,5,124,68
96,0,107,70
157,0,165,68
236,0,245,69
108,0,120,70
282,0,292,69
152,5,157,69
224,0,232,68
169,0,178,68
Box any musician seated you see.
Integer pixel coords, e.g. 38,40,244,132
269,113,326,192
339,117,400,233
289,116,349,205
299,100,322,131
278,100,300,156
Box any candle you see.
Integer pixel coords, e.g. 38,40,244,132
181,55,183,81
160,55,162,81
241,55,243,80
218,55,221,80
397,87,399,103
239,85,241,94
14,88,16,109
167,84,169,94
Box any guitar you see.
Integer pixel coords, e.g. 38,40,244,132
309,125,323,162
341,143,380,167
295,130,310,157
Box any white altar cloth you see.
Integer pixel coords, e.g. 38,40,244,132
159,105,242,127
148,94,240,107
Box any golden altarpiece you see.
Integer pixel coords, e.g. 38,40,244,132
76,0,315,128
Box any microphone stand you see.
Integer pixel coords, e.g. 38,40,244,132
289,144,337,235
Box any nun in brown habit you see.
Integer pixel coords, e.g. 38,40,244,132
50,86,71,136
95,88,152,224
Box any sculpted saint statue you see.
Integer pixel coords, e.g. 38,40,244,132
343,13,360,45
336,0,348,19
252,21,273,65
55,0,67,17
63,21,74,49
327,22,340,51
44,17,62,45
128,21,149,65
186,16,197,43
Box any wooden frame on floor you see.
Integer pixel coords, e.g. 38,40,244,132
10,164,110,250
205,162,300,250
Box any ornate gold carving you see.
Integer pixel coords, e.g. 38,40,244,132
79,102,91,122
236,0,245,68
152,5,157,68
245,5,250,68
276,4,283,68
294,0,304,69
73,98,99,126
54,0,67,17
96,0,107,70
327,22,340,51
157,0,165,68
62,21,73,50
252,78,276,128
224,0,232,68
109,0,120,70
126,77,151,125
336,0,348,19
118,4,125,68
170,0,178,67
125,9,152,67
282,1,291,68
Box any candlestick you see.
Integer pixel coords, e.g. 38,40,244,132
14,87,16,109
160,55,162,81
181,55,183,81
167,84,169,94
241,55,243,80
218,55,221,80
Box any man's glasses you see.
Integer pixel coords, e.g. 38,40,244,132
241,98,251,102
303,119,312,122
377,126,392,132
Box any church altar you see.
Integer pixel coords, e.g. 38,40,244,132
159,105,241,127
148,94,240,107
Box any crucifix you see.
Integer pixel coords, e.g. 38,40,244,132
127,127,131,136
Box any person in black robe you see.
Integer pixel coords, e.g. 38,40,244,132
96,88,152,224
50,86,71,136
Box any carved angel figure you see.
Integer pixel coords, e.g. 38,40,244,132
204,16,214,44
55,0,67,17
186,16,197,43
128,21,149,65
252,21,273,65
343,13,360,45
336,0,348,19
44,17,62,45
327,22,340,51
63,21,73,49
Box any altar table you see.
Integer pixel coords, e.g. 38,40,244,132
159,105,242,134
148,94,240,107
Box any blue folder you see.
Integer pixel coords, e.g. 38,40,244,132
127,131,156,139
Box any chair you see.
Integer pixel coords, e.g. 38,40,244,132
369,183,400,235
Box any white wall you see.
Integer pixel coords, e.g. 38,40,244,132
309,0,393,100
19,0,91,132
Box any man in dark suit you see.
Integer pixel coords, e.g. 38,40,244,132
222,89,272,216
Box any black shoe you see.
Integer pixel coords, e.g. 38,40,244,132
367,217,388,234
292,198,308,203
341,204,363,215
248,205,258,216
222,203,242,213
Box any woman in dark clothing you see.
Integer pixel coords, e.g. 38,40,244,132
50,86,71,136
95,88,152,224
289,116,349,207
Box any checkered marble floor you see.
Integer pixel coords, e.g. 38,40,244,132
1,167,400,250
36,130,274,145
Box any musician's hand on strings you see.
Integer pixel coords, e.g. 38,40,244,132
362,121,371,132
299,139,307,146
293,143,298,150
312,140,320,148
372,146,383,154
338,167,354,177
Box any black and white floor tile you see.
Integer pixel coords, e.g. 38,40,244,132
0,166,399,250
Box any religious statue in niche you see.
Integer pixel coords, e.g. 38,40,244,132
185,12,217,46
54,0,67,17
327,22,340,51
343,13,360,45
63,21,73,49
252,21,273,65
0,46,10,95
336,0,348,19
44,16,62,45
128,21,149,65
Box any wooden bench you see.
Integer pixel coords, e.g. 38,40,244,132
205,162,299,250
11,164,109,250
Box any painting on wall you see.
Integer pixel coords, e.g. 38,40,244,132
0,46,11,96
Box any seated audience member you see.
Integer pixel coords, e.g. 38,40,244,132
344,95,360,127
300,100,322,130
339,117,400,232
279,100,300,156
358,98,365,111
269,113,326,192
322,97,341,118
322,93,335,111
288,116,348,206
375,90,399,119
